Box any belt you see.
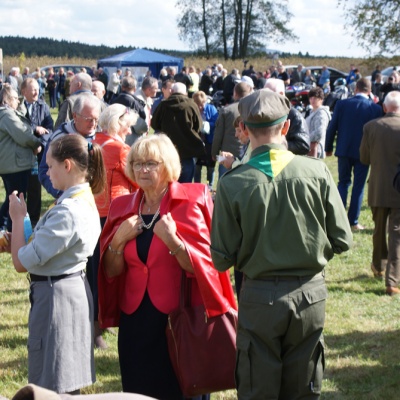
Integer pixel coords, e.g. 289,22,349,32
29,271,82,282
252,271,324,282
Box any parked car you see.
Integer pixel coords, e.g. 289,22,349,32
283,65,347,92
366,66,400,83
304,66,347,91
40,64,94,77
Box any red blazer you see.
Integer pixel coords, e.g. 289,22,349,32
98,181,237,328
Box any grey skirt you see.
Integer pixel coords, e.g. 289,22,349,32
28,272,95,393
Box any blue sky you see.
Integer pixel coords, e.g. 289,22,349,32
0,0,368,58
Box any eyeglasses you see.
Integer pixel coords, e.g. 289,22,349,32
77,113,99,124
131,161,162,172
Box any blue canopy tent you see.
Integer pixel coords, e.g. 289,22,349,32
97,48,183,83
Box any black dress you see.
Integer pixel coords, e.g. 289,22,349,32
118,214,184,400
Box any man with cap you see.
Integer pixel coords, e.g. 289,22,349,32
211,89,352,399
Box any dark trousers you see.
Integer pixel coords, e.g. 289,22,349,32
27,173,42,227
237,274,326,399
179,158,196,183
371,207,389,274
378,208,400,288
337,156,369,226
0,170,30,231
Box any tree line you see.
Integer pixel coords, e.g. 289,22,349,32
0,36,191,60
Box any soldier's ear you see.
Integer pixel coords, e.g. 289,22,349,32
281,119,290,137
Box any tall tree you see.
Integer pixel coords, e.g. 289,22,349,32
339,0,400,54
177,0,297,59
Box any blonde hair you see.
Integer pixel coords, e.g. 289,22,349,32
193,91,207,106
125,134,181,183
98,104,138,136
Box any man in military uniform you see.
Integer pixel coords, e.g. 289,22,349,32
211,90,352,399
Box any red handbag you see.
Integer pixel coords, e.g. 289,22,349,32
166,272,238,397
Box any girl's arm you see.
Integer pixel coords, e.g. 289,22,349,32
9,192,28,273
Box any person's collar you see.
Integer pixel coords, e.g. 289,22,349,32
355,92,369,98
250,143,287,158
56,182,90,204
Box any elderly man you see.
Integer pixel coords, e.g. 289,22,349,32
18,78,54,227
360,91,400,295
212,82,252,177
106,68,122,103
110,76,148,145
151,82,204,182
211,89,352,399
326,78,383,230
265,78,310,155
39,93,102,198
6,67,19,93
291,63,305,83
91,80,106,101
134,76,158,130
54,72,94,129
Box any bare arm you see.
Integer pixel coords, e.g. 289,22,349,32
9,192,28,273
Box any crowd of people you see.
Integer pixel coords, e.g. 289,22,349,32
0,59,400,400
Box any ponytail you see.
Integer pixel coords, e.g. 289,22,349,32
50,134,106,195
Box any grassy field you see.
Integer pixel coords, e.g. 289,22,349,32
3,54,400,80
1,61,400,397
1,154,400,399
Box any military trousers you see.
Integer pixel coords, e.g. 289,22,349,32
236,273,327,400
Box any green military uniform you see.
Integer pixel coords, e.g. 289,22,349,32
211,90,353,399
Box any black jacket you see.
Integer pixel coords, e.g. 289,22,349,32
151,93,205,158
110,92,146,121
287,107,310,155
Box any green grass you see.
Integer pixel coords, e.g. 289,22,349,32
1,155,400,399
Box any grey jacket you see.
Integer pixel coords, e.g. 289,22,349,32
0,106,41,174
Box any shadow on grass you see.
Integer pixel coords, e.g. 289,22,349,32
323,329,400,399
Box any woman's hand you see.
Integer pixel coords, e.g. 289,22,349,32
9,192,27,221
104,215,144,278
153,212,178,249
111,215,144,250
154,213,194,273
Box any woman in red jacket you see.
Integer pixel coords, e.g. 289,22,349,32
98,134,236,399
89,104,138,349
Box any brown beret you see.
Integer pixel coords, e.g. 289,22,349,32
239,89,290,128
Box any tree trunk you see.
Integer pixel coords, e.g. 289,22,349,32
201,0,210,58
221,0,229,60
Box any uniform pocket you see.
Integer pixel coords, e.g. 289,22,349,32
303,284,328,305
28,336,42,351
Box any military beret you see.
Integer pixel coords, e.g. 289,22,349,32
239,89,290,128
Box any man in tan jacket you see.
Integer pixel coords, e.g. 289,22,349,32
360,91,400,295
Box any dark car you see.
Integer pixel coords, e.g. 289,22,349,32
40,64,94,77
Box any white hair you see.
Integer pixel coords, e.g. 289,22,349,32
384,91,400,112
264,78,285,95
171,82,187,95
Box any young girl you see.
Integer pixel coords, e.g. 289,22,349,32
8,134,106,394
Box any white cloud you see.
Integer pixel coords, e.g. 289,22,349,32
0,0,369,57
